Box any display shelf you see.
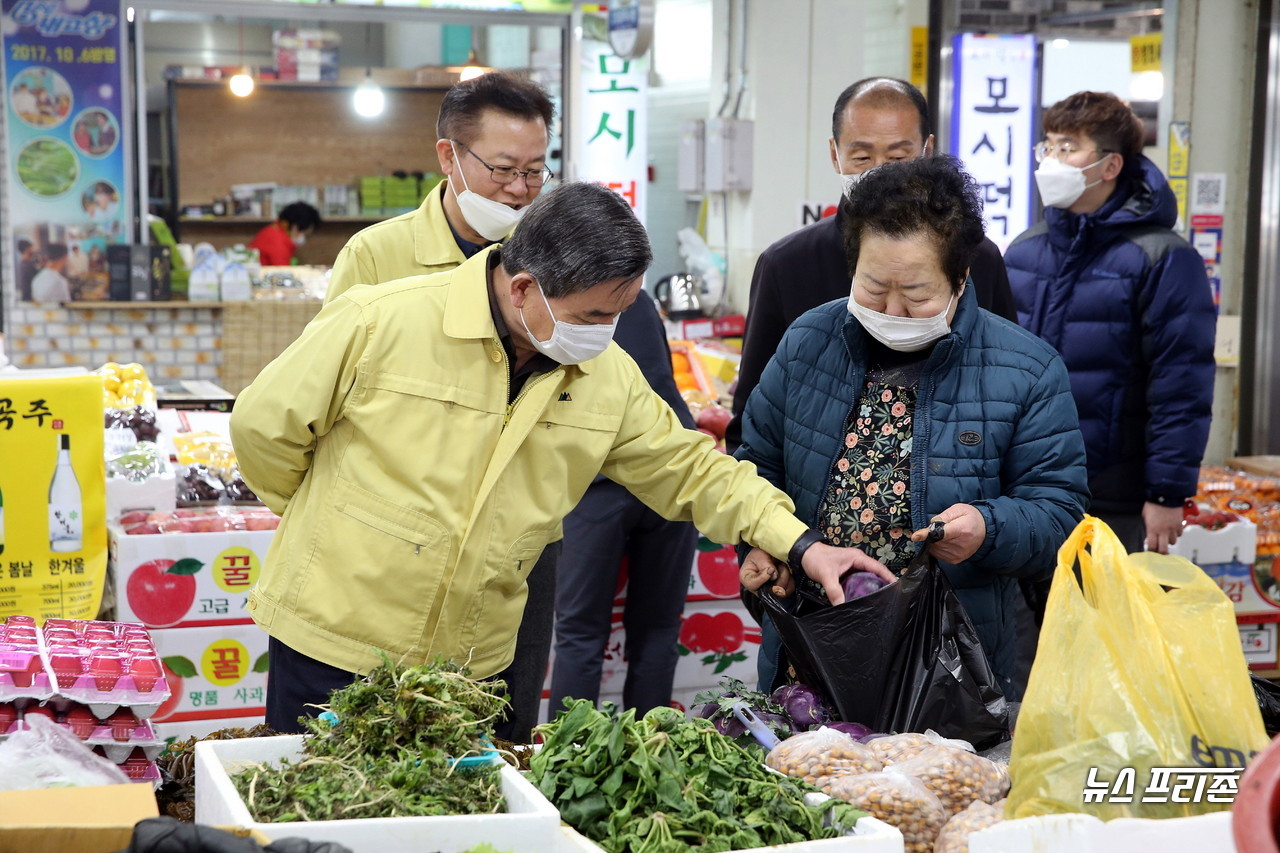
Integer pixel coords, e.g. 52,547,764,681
61,301,226,309
179,216,385,225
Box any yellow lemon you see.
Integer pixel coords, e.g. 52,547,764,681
122,363,147,382
102,374,121,393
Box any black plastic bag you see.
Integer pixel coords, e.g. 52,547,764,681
1252,674,1280,737
759,540,1009,750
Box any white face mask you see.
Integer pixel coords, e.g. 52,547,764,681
449,141,526,241
291,231,307,247
1034,155,1106,209
847,287,957,352
519,282,617,365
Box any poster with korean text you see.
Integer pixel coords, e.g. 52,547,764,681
0,374,107,621
2,0,128,303
577,38,647,223
951,33,1036,253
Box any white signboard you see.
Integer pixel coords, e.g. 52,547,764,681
951,33,1037,252
577,41,647,223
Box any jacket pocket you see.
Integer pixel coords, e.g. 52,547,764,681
292,477,450,655
456,529,552,658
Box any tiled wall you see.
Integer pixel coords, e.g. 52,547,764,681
4,304,222,380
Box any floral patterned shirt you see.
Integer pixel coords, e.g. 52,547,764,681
818,356,925,574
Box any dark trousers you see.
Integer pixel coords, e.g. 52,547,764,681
265,542,562,740
265,636,357,733
492,540,560,743
549,480,698,717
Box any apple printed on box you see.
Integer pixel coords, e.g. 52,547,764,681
109,525,274,628
610,536,741,607
149,623,269,725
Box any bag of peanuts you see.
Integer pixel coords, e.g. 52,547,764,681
765,727,883,788
867,730,975,766
933,798,1005,853
890,745,1010,817
824,767,948,853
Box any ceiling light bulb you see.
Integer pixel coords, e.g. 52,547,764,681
353,78,385,118
229,71,254,98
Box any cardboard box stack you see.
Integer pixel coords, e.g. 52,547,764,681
273,29,340,82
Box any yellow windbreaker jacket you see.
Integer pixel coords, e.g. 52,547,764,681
231,248,807,678
325,182,466,303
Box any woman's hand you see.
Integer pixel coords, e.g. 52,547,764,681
911,503,986,563
740,547,794,597
800,543,895,605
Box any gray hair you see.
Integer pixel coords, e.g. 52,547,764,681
501,182,652,298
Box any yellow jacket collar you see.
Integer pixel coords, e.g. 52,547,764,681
414,181,469,269
443,247,596,375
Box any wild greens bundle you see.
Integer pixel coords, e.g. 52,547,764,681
529,700,867,852
231,655,508,822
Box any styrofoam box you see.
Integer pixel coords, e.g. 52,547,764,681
195,735,562,853
153,714,266,744
556,811,903,852
968,810,1235,853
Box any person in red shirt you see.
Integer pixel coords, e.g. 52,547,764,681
249,202,322,265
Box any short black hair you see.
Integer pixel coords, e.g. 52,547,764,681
45,243,68,262
1043,91,1145,160
17,239,32,254
502,182,651,299
832,77,930,144
278,201,321,232
841,155,985,293
437,71,555,145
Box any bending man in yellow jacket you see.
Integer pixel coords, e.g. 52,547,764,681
231,182,892,732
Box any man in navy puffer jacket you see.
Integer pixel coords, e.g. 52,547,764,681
1005,92,1216,554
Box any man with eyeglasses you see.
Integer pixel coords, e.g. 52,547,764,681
727,77,1017,454
326,71,554,303
1005,91,1215,555
321,71,555,742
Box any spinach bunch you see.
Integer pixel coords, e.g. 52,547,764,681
529,701,866,852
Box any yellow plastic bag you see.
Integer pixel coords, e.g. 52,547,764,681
1007,516,1269,820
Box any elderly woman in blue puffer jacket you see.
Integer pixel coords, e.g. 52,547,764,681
736,155,1089,700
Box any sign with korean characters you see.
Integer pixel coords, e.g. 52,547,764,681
577,39,647,223
1,0,129,303
0,374,106,621
950,33,1037,252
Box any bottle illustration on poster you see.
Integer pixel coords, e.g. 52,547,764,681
49,434,82,552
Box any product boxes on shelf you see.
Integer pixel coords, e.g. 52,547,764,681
195,735,561,853
109,524,274,629
149,623,269,726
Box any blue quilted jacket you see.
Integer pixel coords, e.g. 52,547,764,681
1004,155,1216,513
736,287,1089,684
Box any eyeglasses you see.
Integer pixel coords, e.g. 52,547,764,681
454,141,553,187
1033,140,1114,163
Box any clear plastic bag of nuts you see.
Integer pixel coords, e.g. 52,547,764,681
891,745,1011,817
765,726,883,788
866,730,976,766
824,767,949,853
933,798,1006,853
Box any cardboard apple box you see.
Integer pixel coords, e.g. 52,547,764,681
109,523,275,629
0,782,158,853
148,623,269,726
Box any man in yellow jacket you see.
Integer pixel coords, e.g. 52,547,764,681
325,70,553,303
323,70,555,740
232,182,893,732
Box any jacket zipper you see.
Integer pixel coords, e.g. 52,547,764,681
505,365,556,427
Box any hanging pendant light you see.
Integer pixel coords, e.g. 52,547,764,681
352,22,385,118
228,17,254,97
459,48,487,81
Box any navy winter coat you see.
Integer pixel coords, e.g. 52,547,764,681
736,286,1089,687
1004,155,1216,513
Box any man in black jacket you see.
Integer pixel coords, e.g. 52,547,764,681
728,77,1017,451
547,290,699,717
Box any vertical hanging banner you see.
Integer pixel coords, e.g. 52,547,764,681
577,38,647,223
950,33,1036,253
0,375,107,621
1,0,127,303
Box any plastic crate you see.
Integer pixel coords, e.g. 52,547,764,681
195,735,561,853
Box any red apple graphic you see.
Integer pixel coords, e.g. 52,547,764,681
696,545,741,598
126,558,202,627
679,611,716,653
677,611,759,676
153,656,195,721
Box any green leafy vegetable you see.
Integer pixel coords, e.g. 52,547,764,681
530,700,867,852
